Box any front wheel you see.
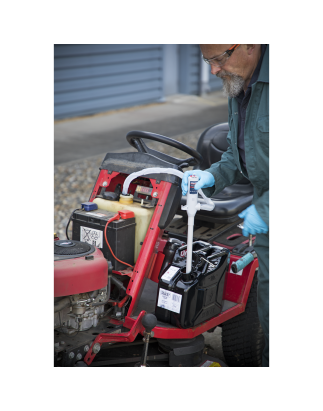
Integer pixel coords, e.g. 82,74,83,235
221,273,265,367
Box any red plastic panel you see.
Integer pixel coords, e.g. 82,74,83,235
223,254,259,303
54,248,108,297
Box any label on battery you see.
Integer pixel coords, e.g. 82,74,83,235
200,360,221,367
189,179,198,194
161,265,180,281
80,226,103,248
85,212,107,217
157,289,182,313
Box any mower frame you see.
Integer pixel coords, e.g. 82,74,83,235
83,170,258,366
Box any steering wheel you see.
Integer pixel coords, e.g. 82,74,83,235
126,130,203,168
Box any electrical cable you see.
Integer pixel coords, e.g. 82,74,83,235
65,208,83,240
104,213,134,269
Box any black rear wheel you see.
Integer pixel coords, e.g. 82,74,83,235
222,273,265,367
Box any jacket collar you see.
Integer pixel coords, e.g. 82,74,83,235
257,44,269,84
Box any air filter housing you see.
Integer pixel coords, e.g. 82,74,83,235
54,240,108,297
54,240,94,260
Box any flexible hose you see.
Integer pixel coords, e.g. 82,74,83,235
122,167,214,210
122,167,184,194
110,275,127,292
92,294,110,307
90,290,99,299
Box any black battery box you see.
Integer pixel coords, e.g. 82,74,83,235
155,241,229,328
72,208,136,271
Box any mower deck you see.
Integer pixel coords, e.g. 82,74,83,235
91,338,227,367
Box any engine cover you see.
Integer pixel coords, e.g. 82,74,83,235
54,240,108,297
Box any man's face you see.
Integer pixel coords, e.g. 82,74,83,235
199,44,256,98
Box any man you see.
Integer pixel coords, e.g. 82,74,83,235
182,44,269,366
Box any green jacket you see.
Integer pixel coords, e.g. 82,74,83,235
202,46,269,227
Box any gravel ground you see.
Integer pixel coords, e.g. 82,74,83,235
54,128,205,240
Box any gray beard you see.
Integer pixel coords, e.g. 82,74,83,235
216,70,245,98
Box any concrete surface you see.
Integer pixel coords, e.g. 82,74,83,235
54,91,228,165
203,327,225,363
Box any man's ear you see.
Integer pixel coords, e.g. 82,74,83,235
246,45,257,55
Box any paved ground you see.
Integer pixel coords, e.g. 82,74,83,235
54,90,229,364
54,91,228,164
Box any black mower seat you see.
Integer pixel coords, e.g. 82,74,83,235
177,123,253,223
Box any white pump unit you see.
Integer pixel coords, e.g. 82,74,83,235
122,168,215,275
181,175,199,274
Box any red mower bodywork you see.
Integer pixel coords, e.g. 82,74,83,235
54,247,108,298
80,171,258,366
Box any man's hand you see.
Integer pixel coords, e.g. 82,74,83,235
238,205,268,237
181,170,215,196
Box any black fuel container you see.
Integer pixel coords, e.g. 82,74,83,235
158,238,184,281
155,241,230,328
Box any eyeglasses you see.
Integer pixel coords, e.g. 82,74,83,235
202,44,240,67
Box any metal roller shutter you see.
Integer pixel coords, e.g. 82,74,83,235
179,45,201,95
54,45,164,120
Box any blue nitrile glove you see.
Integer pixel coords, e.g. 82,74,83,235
238,205,269,237
181,170,215,196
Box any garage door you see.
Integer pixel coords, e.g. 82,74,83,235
54,45,164,119
179,45,201,95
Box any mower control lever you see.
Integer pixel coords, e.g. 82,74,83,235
136,313,157,367
142,313,157,333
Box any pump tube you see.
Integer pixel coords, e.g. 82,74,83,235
122,167,214,211
123,168,215,276
185,175,199,275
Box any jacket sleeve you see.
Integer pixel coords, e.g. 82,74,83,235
253,190,269,227
201,118,244,198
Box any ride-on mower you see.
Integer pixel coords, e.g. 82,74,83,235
54,123,264,367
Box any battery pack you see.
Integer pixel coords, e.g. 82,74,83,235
71,208,136,271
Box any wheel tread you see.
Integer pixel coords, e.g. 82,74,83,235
222,275,265,367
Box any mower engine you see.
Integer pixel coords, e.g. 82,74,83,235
54,240,109,334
